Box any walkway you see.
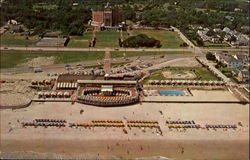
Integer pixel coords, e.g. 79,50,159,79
104,50,111,74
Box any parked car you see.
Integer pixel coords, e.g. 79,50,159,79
33,68,43,73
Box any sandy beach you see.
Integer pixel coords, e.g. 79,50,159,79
0,102,249,159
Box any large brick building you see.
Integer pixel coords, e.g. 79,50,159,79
91,3,122,28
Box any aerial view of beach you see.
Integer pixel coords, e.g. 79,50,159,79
1,0,249,159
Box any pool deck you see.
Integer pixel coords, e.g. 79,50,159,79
143,90,241,103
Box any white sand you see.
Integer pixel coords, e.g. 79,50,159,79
1,102,249,159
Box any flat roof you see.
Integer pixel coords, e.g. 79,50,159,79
77,80,137,85
101,85,113,92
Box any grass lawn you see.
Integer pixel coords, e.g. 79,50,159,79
67,30,184,48
111,51,192,58
67,31,125,48
84,64,103,69
95,31,121,48
67,32,92,48
33,3,58,11
204,42,230,48
144,67,218,83
0,32,37,47
111,62,130,67
0,51,104,68
218,67,240,83
129,30,185,48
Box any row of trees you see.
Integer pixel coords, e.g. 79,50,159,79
0,0,248,36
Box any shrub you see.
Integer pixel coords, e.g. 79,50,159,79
206,52,216,61
122,34,162,48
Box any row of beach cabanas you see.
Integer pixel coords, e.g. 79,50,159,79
205,124,237,129
38,91,71,98
31,79,52,85
22,122,66,127
78,95,139,106
69,123,125,127
127,120,158,124
127,123,160,128
168,124,201,129
148,80,226,86
56,82,78,89
92,120,123,123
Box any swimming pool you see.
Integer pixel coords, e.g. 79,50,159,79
159,91,184,96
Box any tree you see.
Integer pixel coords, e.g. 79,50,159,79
206,30,216,36
122,34,161,48
206,52,216,61
196,37,204,46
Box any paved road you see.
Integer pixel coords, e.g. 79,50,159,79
0,46,195,52
1,46,248,54
204,48,249,52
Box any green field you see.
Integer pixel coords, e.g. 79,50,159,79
111,51,192,58
111,62,130,67
33,3,58,11
68,30,184,48
129,30,185,48
67,32,93,48
218,67,240,83
0,33,37,47
0,51,104,68
67,31,123,48
204,42,230,48
2,30,184,48
144,67,218,83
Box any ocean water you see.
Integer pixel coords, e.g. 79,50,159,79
0,151,175,160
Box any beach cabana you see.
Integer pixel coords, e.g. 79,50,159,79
51,91,57,98
209,81,214,85
38,92,44,98
44,92,51,97
64,91,70,98
198,81,203,85
57,92,63,98
160,80,166,85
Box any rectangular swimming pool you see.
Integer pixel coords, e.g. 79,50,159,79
159,91,184,95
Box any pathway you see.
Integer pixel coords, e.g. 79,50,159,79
104,50,111,74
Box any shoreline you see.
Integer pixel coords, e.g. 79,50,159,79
1,138,249,160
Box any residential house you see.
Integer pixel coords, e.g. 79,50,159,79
197,30,210,41
214,53,249,69
213,28,221,32
236,70,249,82
211,37,221,43
223,27,231,33
225,16,234,21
